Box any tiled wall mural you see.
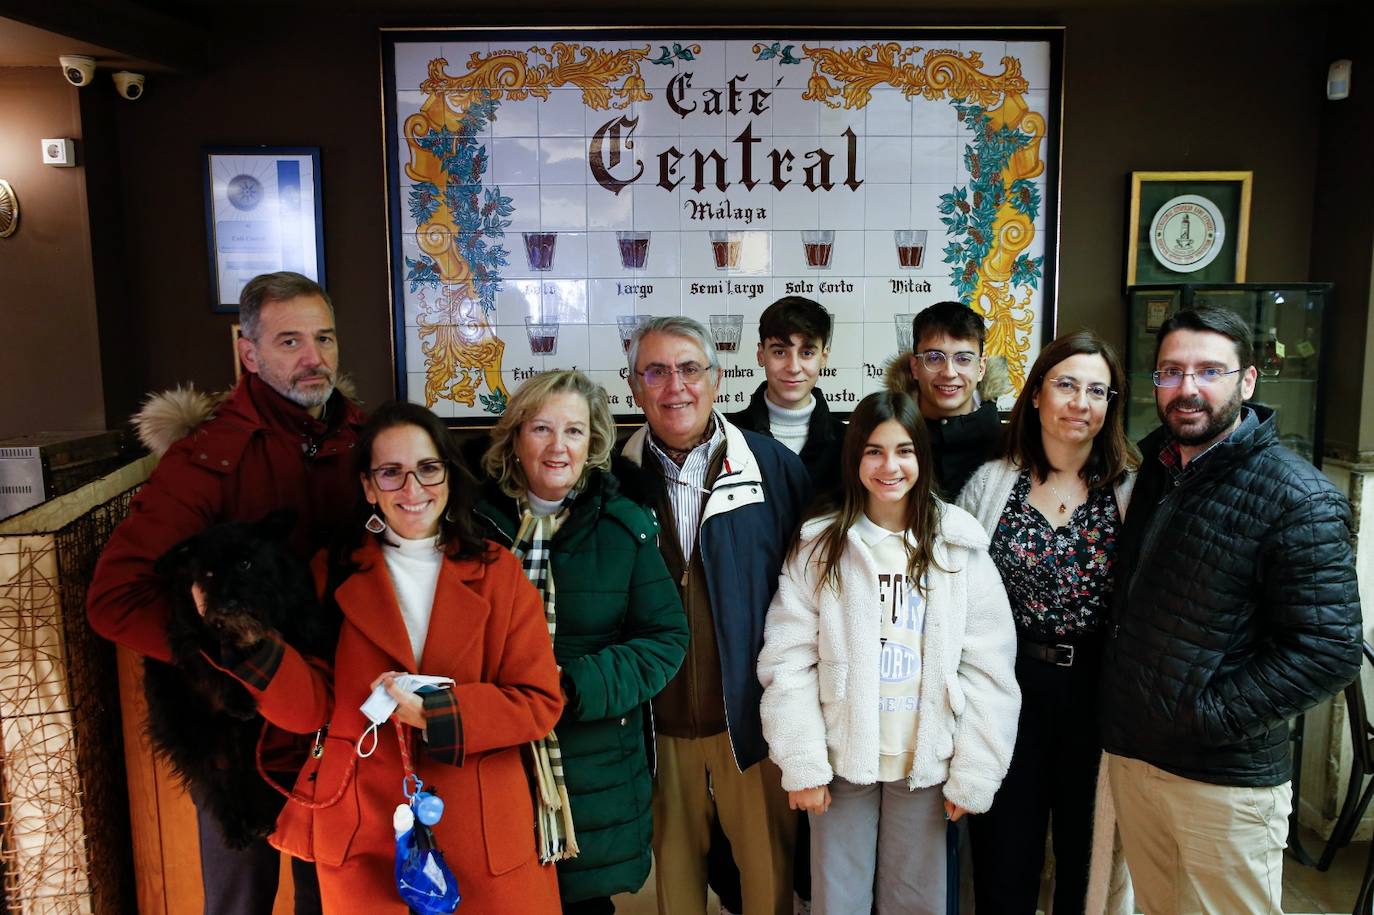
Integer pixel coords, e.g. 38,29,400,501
383,32,1060,421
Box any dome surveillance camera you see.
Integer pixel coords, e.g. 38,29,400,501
113,71,145,101
59,55,96,88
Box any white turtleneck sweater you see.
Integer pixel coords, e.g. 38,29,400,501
766,394,815,455
380,532,443,668
526,491,564,516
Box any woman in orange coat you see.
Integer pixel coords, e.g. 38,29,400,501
219,401,563,913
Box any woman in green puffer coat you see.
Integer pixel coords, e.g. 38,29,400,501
474,369,687,915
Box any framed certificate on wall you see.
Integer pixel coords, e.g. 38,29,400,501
202,146,326,313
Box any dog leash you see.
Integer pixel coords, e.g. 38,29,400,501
257,718,417,809
256,721,354,809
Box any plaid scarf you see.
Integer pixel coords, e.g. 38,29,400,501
512,500,579,863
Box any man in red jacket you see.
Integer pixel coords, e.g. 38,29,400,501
88,271,366,915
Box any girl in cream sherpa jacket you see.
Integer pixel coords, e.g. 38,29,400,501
756,499,1020,814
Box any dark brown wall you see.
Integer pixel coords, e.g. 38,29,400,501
0,67,106,434
103,18,394,424
77,7,1336,427
1309,4,1374,458
1054,7,1326,343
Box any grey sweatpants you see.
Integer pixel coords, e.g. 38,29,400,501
809,777,947,915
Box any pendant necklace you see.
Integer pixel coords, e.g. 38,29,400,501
1044,476,1077,515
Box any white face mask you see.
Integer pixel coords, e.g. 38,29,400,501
355,674,456,757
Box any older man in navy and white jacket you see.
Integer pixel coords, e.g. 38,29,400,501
614,316,810,915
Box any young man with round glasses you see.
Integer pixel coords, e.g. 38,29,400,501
885,301,1003,499
615,316,810,915
1100,306,1362,914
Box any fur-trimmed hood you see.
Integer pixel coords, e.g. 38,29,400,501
882,351,1013,403
133,375,360,458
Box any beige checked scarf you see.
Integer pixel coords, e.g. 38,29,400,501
512,504,579,863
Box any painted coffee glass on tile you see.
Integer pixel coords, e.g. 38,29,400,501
802,230,834,269
895,230,927,269
709,314,744,353
525,315,560,355
523,232,558,271
709,231,742,270
895,313,918,353
617,314,652,352
616,231,651,270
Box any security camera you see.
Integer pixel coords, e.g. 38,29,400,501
59,55,96,88
112,71,145,101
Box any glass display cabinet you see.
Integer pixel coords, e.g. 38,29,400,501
1125,283,1332,465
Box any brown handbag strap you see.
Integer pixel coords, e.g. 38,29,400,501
256,720,357,810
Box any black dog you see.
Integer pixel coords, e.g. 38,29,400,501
145,509,335,848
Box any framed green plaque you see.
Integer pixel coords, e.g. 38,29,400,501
1126,171,1252,287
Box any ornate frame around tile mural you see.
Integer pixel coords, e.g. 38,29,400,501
381,28,1064,424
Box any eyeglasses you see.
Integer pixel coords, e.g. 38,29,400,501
1151,368,1244,388
1044,376,1115,403
914,350,980,372
636,362,712,388
370,460,448,491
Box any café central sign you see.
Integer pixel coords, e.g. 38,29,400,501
589,74,864,197
382,31,1061,423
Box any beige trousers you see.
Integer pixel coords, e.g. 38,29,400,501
652,731,795,915
1107,753,1291,915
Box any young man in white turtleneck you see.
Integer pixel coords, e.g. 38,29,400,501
729,296,847,496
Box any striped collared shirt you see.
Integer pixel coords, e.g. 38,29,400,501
647,414,726,561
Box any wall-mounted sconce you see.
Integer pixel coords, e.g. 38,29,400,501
0,180,18,238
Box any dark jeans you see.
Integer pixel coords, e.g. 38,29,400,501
562,896,615,915
193,783,322,915
969,648,1101,915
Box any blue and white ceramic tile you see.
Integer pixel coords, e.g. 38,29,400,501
490,137,540,185
539,89,589,139
911,97,960,137
866,135,913,185
768,91,821,137
1007,41,1054,91
538,186,589,233
866,89,914,138
491,96,540,138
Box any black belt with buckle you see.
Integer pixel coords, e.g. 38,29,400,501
1018,637,1079,667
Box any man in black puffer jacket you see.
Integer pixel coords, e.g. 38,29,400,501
1101,306,1361,915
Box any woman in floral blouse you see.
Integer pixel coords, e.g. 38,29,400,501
958,331,1138,915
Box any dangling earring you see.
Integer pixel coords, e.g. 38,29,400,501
364,504,386,534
